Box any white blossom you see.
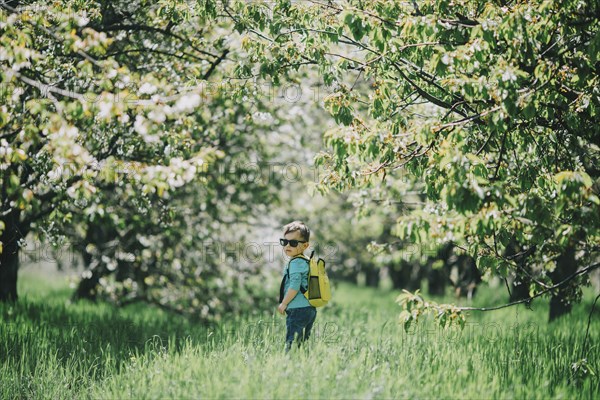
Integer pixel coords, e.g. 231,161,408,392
11,87,24,102
174,93,201,113
502,69,517,82
98,99,112,119
134,115,148,135
139,82,157,95
251,111,274,124
119,113,130,124
77,13,90,27
148,108,166,123
66,186,77,198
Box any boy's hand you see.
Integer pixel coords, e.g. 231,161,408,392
277,302,287,315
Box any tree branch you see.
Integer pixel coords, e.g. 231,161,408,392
458,261,600,312
90,23,220,59
390,62,458,113
493,130,508,180
6,69,85,102
202,49,230,81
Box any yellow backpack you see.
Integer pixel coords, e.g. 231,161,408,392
298,251,331,307
279,252,331,308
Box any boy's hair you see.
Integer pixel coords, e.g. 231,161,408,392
283,221,310,242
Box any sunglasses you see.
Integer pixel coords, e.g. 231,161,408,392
279,238,307,247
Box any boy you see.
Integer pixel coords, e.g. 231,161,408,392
277,221,317,353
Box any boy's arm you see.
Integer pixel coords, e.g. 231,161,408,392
277,259,305,315
278,289,297,314
280,289,298,308
279,271,299,313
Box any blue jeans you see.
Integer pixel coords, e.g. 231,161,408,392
285,306,317,352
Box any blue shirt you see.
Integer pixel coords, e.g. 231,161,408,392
283,257,311,309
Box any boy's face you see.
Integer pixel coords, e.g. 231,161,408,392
283,230,309,258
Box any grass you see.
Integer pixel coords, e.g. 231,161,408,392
1,268,599,399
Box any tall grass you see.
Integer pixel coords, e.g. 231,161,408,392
1,269,598,399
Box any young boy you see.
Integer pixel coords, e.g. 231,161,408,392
277,221,317,352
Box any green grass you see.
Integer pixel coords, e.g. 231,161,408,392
1,269,599,399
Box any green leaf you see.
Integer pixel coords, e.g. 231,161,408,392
579,172,593,188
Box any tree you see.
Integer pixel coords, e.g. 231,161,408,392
0,0,286,319
229,0,600,322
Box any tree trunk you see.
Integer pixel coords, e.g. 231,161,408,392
73,269,102,301
388,261,422,291
0,243,19,302
549,295,572,321
428,242,452,296
0,212,24,302
427,267,447,296
452,255,481,299
549,245,577,322
346,271,359,285
72,228,101,301
364,267,380,288
388,264,404,290
504,239,535,303
510,278,530,302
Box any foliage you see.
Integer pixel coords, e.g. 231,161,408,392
0,0,287,317
397,288,466,331
2,0,599,322
231,0,600,321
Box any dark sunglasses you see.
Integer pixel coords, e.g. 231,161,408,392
279,238,307,247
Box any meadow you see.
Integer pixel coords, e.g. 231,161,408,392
1,268,599,399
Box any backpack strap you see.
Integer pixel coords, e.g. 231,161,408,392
280,255,309,301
